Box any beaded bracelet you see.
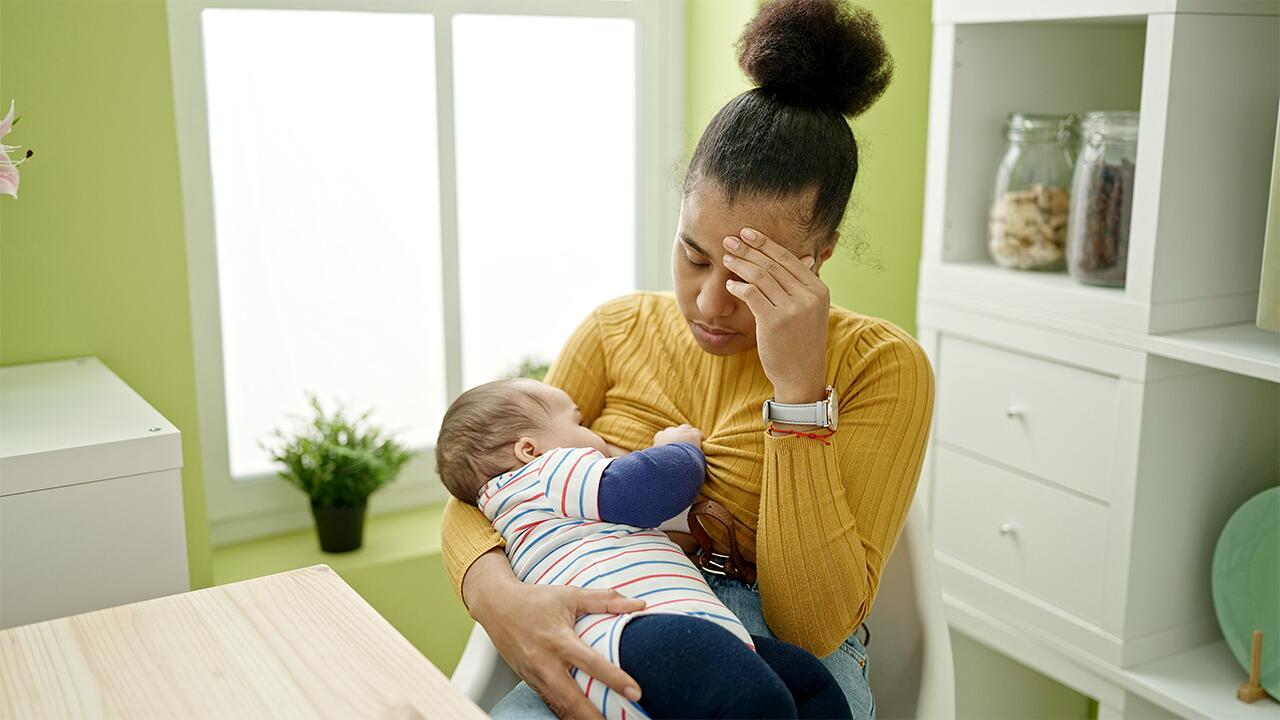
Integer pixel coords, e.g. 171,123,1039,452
766,423,836,446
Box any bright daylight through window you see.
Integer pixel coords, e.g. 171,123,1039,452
201,9,639,482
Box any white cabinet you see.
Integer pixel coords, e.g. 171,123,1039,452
918,2,1280,718
0,357,189,629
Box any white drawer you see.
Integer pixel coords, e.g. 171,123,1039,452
932,447,1110,626
937,335,1121,503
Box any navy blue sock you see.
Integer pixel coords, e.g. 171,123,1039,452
618,614,797,719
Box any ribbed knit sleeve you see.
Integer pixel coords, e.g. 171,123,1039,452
755,322,935,656
441,496,505,602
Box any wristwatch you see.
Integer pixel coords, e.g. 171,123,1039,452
762,386,839,430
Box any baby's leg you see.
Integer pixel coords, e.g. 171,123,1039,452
617,614,797,719
751,635,853,719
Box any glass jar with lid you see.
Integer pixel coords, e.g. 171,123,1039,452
988,113,1077,271
1066,111,1139,287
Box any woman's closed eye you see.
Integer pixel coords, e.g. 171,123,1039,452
683,254,741,281
682,253,710,270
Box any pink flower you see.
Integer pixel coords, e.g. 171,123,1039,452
1,101,21,198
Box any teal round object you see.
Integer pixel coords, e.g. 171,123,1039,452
1212,486,1279,698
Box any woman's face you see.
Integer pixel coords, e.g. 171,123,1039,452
673,183,833,356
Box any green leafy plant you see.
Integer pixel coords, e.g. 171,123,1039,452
510,356,551,381
264,395,413,508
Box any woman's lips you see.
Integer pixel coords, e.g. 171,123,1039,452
691,321,739,347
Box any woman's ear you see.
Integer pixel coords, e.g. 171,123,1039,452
513,436,540,465
811,232,839,273
819,232,839,262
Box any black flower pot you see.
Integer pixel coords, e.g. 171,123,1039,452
311,502,367,553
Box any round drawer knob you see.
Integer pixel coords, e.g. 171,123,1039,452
998,522,1017,536
1006,405,1024,418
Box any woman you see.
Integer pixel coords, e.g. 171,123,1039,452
441,0,933,717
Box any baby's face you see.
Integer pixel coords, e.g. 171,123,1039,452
528,383,609,457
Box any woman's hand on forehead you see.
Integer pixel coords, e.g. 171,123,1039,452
721,226,831,404
727,227,824,291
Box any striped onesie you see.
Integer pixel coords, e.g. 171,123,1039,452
477,443,755,720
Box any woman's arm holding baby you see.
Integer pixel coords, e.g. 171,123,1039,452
445,500,645,719
461,550,646,719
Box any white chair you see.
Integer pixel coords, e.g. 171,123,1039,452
451,498,955,718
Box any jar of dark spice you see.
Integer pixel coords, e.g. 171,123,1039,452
988,113,1077,271
1066,112,1138,287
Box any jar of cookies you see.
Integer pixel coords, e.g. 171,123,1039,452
988,113,1076,271
1066,112,1139,287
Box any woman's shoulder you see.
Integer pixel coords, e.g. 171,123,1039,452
826,305,932,378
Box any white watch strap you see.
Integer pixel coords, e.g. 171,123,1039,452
763,398,829,427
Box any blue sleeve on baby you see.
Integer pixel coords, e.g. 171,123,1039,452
598,442,706,528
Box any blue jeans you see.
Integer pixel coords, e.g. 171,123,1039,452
491,571,876,719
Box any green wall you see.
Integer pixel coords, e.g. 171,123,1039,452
0,0,212,588
828,1,932,335
685,0,757,152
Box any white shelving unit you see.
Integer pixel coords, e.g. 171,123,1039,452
1145,323,1280,384
917,1,1280,718
1126,641,1278,720
947,595,1280,720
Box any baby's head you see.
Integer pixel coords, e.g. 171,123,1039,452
436,378,608,505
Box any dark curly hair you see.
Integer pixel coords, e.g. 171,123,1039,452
685,0,894,240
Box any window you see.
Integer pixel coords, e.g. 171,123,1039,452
168,0,684,544
453,14,638,388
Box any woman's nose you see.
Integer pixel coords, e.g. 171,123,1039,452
697,275,737,318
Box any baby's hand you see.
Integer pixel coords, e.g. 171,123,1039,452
653,424,705,448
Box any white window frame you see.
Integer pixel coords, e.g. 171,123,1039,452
168,0,685,545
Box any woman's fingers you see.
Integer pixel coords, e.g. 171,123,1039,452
722,240,802,307
562,590,645,702
561,634,644,703
733,227,826,292
722,242,788,306
533,665,606,720
725,277,775,318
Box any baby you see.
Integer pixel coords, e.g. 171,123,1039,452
437,378,851,720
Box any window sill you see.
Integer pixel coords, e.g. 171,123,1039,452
213,503,446,581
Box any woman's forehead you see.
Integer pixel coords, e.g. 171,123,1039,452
681,185,818,255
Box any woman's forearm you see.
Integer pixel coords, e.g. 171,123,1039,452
461,547,520,620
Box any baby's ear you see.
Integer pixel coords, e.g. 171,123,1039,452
513,436,540,465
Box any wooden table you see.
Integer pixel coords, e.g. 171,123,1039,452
0,565,487,719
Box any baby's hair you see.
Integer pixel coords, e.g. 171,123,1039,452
435,378,551,504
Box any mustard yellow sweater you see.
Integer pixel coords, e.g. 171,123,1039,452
441,292,934,656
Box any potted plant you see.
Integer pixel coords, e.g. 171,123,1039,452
265,395,412,553
510,356,550,381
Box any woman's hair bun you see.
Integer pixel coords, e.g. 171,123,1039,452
737,0,893,117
